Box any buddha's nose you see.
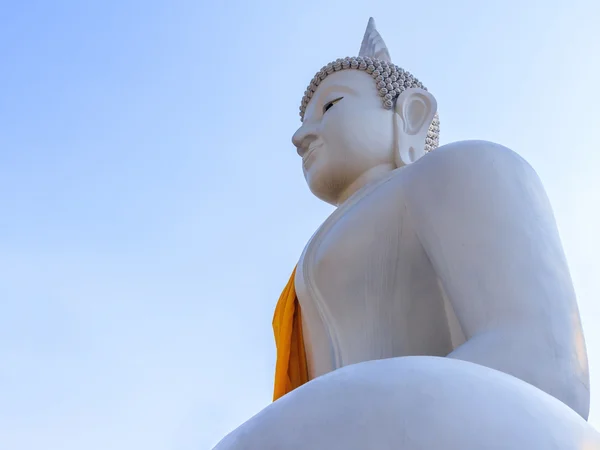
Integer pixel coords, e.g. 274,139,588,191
292,122,319,157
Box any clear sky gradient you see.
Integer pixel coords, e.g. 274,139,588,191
1,1,599,449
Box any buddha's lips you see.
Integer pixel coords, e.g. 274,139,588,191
303,143,323,167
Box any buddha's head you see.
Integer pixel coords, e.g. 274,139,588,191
292,18,440,205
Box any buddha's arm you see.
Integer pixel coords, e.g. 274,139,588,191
403,140,589,418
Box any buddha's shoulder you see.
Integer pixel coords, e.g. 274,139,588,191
388,140,540,193
420,140,532,170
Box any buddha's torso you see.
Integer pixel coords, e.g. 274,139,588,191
214,142,594,450
295,169,465,379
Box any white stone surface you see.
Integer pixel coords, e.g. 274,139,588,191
295,139,589,419
214,357,599,450
212,17,597,449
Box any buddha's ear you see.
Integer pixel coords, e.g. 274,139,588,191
393,88,437,166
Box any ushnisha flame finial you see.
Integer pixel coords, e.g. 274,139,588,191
358,17,392,63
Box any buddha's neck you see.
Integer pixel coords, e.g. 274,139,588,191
336,163,396,206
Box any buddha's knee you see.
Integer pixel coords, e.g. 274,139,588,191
213,357,599,450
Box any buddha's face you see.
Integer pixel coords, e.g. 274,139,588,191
292,70,396,205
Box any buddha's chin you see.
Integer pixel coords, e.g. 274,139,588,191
304,168,345,206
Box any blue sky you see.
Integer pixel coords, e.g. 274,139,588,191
1,1,599,448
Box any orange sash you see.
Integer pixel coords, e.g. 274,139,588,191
272,267,309,401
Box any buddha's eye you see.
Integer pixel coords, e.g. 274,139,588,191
323,97,343,114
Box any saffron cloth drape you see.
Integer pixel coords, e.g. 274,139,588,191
272,267,309,401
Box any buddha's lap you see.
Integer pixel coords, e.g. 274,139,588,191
214,356,600,450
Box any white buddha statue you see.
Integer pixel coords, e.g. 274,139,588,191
213,18,599,449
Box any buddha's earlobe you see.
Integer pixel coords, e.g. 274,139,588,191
393,88,437,166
